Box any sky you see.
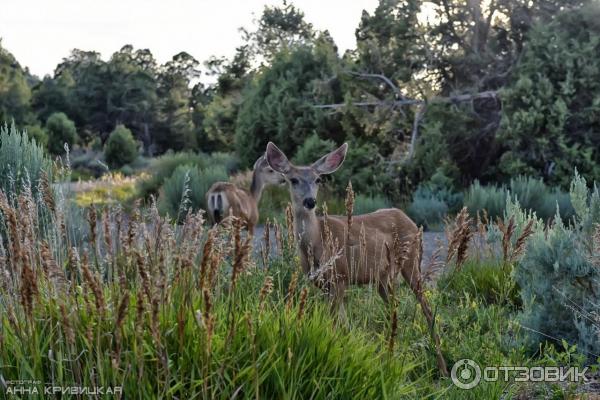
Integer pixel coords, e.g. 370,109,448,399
0,0,379,79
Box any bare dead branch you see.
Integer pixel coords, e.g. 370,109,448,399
408,103,427,160
345,71,407,100
313,90,498,110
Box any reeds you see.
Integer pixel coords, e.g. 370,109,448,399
0,172,440,397
446,207,473,270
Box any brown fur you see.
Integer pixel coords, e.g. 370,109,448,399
265,141,421,307
295,207,420,304
206,182,259,233
206,155,284,234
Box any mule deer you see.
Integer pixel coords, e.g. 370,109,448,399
265,142,422,307
206,155,284,234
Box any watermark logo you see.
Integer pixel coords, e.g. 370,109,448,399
3,380,122,396
451,359,589,389
451,359,482,389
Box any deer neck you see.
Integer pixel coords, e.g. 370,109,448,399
293,205,322,267
249,172,264,203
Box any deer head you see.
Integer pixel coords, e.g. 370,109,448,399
265,142,348,210
252,154,286,188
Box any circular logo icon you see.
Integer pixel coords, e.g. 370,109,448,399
451,359,481,389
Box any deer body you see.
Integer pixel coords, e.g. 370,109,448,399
206,155,283,234
266,142,421,305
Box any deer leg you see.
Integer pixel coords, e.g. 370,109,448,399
328,280,347,322
378,281,393,304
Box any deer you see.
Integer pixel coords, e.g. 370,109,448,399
265,142,449,375
206,155,284,235
265,141,422,308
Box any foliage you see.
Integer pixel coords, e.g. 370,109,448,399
154,52,200,152
465,177,574,222
45,112,78,155
438,260,520,307
408,169,463,230
206,151,240,175
0,41,35,126
1,1,598,196
292,133,335,165
246,2,315,61
235,42,343,168
158,164,227,220
73,172,139,207
407,188,449,231
0,123,51,197
510,172,600,357
137,151,207,199
69,148,107,178
136,151,237,201
24,124,48,147
353,194,390,215
104,124,139,168
332,141,390,196
499,4,600,187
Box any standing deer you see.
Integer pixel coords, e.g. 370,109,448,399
206,155,284,235
265,142,422,307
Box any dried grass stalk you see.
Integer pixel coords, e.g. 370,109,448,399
446,207,473,270
511,219,535,262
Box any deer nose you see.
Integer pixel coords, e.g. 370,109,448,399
303,198,316,210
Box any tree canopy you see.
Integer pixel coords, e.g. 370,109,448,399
1,0,598,199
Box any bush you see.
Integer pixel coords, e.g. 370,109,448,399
538,189,575,222
234,45,343,167
70,148,107,178
45,112,78,155
511,172,600,357
292,133,335,165
464,181,507,221
465,177,575,223
332,141,390,196
104,125,138,168
499,5,600,187
407,189,448,231
25,124,48,147
438,260,520,307
137,151,238,201
0,123,51,197
353,194,391,215
407,169,464,230
206,152,240,175
158,164,227,221
137,151,208,200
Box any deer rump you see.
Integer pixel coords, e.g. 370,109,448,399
305,208,420,288
206,182,257,227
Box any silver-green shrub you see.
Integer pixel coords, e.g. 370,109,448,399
465,176,574,223
158,164,228,221
353,194,390,215
510,172,600,357
0,123,51,198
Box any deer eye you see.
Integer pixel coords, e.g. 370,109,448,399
290,178,299,185
315,178,322,184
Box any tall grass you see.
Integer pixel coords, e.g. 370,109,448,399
0,189,423,398
0,123,51,197
0,150,584,398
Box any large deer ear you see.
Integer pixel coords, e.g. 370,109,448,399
311,143,348,175
265,142,291,174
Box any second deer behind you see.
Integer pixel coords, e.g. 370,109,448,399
206,155,284,234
